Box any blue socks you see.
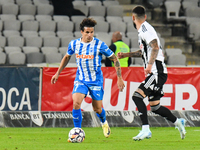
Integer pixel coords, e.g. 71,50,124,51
72,109,82,128
96,108,106,123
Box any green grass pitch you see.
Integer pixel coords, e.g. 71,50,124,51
0,127,200,150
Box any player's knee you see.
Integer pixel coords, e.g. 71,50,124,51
132,91,144,102
93,107,101,114
73,100,81,109
150,103,161,113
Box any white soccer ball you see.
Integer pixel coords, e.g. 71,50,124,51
68,127,85,143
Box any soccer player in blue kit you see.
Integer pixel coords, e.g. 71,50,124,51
51,18,125,141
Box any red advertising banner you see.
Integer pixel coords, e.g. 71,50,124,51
42,67,200,111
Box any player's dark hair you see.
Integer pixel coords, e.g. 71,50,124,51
132,5,146,18
80,18,97,31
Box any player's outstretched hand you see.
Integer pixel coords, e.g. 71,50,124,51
117,52,124,59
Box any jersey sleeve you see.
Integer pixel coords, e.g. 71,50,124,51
67,40,75,55
100,42,114,57
143,30,158,45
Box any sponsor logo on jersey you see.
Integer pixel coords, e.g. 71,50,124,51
75,54,94,59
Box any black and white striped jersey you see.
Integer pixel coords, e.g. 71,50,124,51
138,21,167,74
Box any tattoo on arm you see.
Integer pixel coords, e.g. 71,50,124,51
129,50,142,57
109,54,122,77
148,39,159,65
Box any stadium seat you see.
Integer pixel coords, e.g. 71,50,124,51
39,20,56,31
145,0,164,9
187,22,200,40
85,1,102,7
3,20,21,31
41,47,59,55
167,54,186,65
96,34,111,46
88,16,105,22
18,14,35,21
0,20,3,31
8,51,26,65
61,36,76,47
19,4,36,15
56,20,74,32
0,0,14,5
35,15,52,21
22,20,39,31
73,5,89,16
165,48,182,56
106,16,123,23
0,47,3,52
126,23,138,33
43,36,60,48
95,21,109,32
185,6,200,18
58,47,68,56
2,3,19,15
33,0,50,6
15,0,32,5
7,36,24,47
0,52,6,65
103,1,119,7
3,30,20,37
74,31,82,38
122,36,131,47
182,1,198,11
37,4,54,15
109,21,126,33
56,31,74,38
25,36,43,47
106,5,123,17
123,16,133,24
130,36,139,48
89,6,106,17
0,36,6,47
53,15,70,22
26,52,44,64
38,31,56,37
185,17,200,28
71,16,86,31
22,46,40,54
164,1,186,22
4,46,22,54
0,14,16,21
126,32,138,38
21,31,38,37
45,52,62,63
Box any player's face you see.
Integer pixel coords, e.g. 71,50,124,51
81,27,94,43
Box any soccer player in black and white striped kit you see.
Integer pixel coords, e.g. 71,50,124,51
118,5,186,141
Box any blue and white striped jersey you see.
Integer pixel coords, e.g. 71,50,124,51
67,37,114,82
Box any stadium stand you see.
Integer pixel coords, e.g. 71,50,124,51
0,0,195,66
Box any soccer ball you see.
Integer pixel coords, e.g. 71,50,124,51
68,127,85,143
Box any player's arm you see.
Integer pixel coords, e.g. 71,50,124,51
117,50,142,59
145,39,159,76
51,54,71,84
108,54,125,92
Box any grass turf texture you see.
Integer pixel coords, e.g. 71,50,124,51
0,127,200,150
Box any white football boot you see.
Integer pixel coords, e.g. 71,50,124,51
175,118,186,139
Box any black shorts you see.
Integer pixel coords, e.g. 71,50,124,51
138,73,167,101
